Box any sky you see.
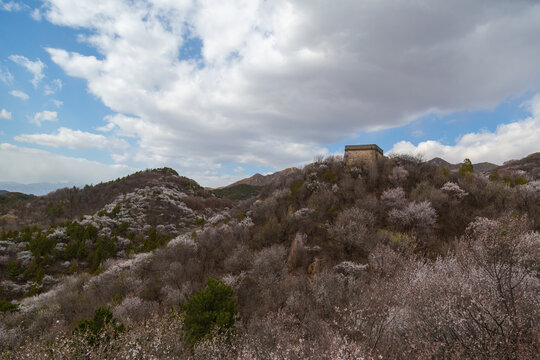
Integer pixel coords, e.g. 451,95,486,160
0,0,539,188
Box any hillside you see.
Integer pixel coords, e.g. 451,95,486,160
0,192,34,206
0,167,231,231
497,152,540,177
0,155,539,359
212,183,263,200
0,168,232,302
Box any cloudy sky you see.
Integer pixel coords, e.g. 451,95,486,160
1,0,539,188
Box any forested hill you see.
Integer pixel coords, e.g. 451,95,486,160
0,154,539,359
0,167,233,303
0,167,230,231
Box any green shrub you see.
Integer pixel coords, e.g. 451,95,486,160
68,261,78,274
289,180,303,203
75,307,124,346
193,217,206,227
88,240,105,274
7,261,22,278
46,203,64,218
179,278,238,348
440,166,449,178
489,171,499,181
0,299,19,313
142,228,170,252
23,258,44,283
514,177,528,186
117,221,129,234
108,204,121,218
459,158,474,176
323,169,338,183
28,232,55,258
327,205,338,218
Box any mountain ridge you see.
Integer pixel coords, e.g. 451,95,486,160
425,157,498,173
221,167,301,188
0,182,77,196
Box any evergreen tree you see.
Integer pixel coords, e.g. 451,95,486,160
179,278,238,348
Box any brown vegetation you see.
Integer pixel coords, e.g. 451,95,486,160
0,155,539,359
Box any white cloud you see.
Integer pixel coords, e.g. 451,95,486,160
40,0,540,184
388,101,540,165
530,93,540,118
1,1,24,12
44,78,62,95
0,143,134,184
28,110,58,126
50,99,63,107
9,54,45,88
0,108,12,120
96,121,115,132
9,90,29,100
0,68,13,84
30,7,42,20
14,127,129,151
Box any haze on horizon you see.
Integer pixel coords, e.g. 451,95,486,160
1,0,540,188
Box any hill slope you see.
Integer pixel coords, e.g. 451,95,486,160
212,183,262,200
0,167,231,231
497,152,540,177
0,168,233,301
1,155,538,359
0,192,34,206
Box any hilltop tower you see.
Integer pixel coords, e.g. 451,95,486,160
344,144,383,165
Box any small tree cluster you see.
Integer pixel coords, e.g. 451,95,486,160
179,278,238,348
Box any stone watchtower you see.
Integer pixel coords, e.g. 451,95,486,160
344,144,383,165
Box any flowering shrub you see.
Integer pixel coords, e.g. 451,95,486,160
380,187,407,209
329,207,375,255
112,296,158,324
388,200,436,232
441,181,468,199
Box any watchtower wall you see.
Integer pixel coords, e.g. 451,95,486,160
344,144,384,165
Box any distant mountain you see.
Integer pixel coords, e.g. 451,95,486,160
210,167,301,200
427,157,452,168
0,182,77,196
473,162,499,173
0,190,8,195
224,167,300,188
426,154,540,181
426,158,498,173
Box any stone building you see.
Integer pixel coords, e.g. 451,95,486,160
344,144,384,165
